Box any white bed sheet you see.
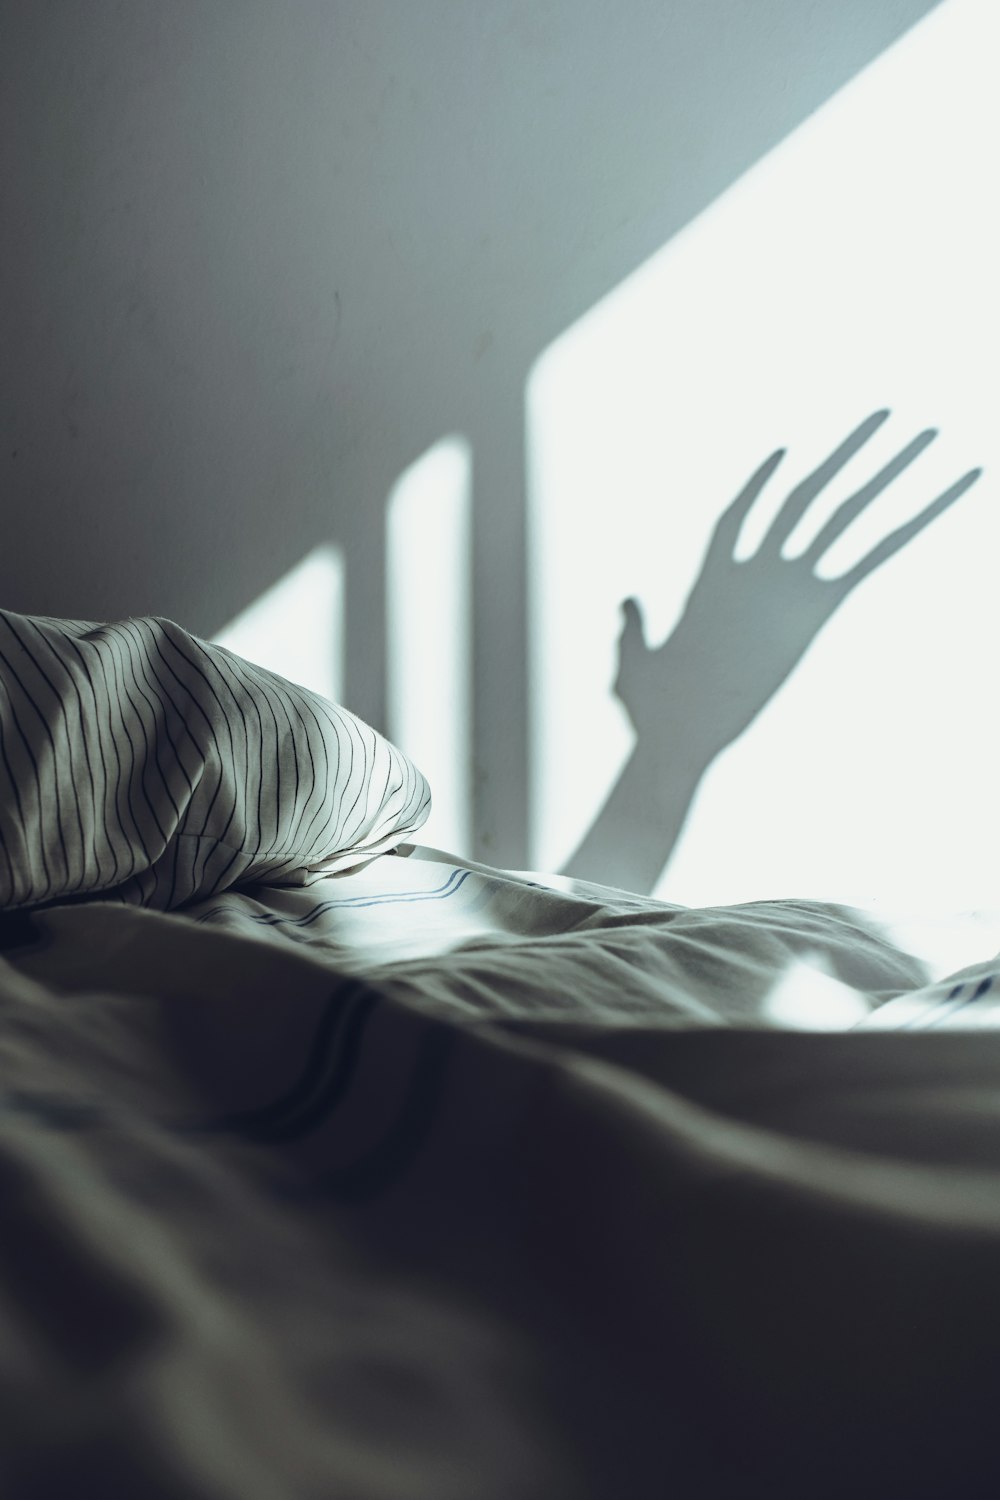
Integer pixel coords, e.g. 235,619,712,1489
186,843,1000,1031
5,849,1000,1496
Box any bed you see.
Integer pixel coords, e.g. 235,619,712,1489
2,608,1000,1498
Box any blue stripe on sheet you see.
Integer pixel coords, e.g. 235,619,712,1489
315,1020,455,1203
0,1014,456,1207
192,867,474,930
230,986,374,1144
194,981,376,1142
899,974,996,1030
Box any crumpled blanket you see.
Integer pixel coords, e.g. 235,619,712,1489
3,861,1000,1498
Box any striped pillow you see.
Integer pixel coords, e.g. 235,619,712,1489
0,611,430,911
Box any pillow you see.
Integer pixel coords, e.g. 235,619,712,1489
0,610,430,911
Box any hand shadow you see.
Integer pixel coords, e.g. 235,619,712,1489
563,409,983,896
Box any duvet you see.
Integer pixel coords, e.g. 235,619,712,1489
3,615,1000,1498
2,847,1000,1498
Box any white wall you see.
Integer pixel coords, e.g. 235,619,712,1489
530,0,999,913
1,0,946,873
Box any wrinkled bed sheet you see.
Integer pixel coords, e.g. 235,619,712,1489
3,847,1000,1497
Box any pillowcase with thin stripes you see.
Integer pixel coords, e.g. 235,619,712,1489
0,610,431,912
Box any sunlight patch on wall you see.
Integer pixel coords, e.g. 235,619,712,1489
527,0,998,912
387,436,472,856
212,544,345,702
